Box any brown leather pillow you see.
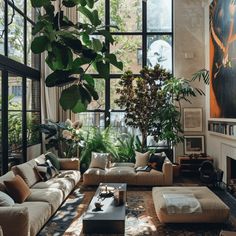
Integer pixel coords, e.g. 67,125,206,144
4,175,31,203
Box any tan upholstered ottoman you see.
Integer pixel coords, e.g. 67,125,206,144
152,186,230,223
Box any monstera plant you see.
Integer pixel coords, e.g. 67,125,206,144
30,0,123,113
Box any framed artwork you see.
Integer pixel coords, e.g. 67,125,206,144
184,135,205,155
210,0,236,118
183,108,203,132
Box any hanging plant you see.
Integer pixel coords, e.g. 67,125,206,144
30,0,123,113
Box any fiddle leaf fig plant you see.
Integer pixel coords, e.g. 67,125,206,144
30,0,123,113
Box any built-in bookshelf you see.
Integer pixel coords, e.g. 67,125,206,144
208,121,236,137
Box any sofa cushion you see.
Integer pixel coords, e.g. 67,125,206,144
0,191,14,206
20,201,51,236
136,169,164,185
32,177,74,199
134,151,150,168
45,152,60,170
58,170,81,185
4,175,31,203
83,168,106,185
89,152,108,170
148,153,166,171
27,188,63,213
0,171,15,192
12,159,41,187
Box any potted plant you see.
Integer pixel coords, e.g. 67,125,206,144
40,119,84,158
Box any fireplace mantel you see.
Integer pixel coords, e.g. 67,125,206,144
221,143,236,183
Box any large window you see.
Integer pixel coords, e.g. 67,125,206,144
0,0,39,68
0,1,41,175
76,0,173,132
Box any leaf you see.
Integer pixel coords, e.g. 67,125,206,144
31,36,49,54
43,3,54,16
60,34,82,53
92,38,103,52
98,30,114,44
95,61,109,79
78,6,94,25
106,54,123,70
79,85,92,103
32,21,45,35
45,71,76,87
60,85,81,110
78,0,87,6
31,0,50,8
72,99,88,113
91,10,101,27
62,0,78,7
46,43,73,70
84,83,99,100
86,0,94,8
72,57,92,68
82,74,94,87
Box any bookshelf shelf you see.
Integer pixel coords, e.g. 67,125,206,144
208,120,236,139
208,131,236,140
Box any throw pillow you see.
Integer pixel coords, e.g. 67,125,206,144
0,191,15,206
35,160,59,181
45,152,60,170
148,153,166,171
4,175,31,203
89,152,109,170
134,151,150,168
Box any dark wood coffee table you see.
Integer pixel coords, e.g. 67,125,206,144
83,183,127,234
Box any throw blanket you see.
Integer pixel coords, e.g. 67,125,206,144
163,193,202,214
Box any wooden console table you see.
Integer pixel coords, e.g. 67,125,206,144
176,156,213,175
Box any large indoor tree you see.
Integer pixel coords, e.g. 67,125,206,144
115,65,208,151
30,0,123,113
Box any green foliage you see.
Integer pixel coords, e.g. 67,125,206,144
79,126,118,166
115,133,143,163
40,119,84,158
30,0,123,113
115,65,208,151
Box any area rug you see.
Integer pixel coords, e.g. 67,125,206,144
38,188,236,236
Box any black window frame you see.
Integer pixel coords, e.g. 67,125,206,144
0,0,41,174
78,0,173,129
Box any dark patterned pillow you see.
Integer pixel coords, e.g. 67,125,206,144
148,153,166,172
35,160,59,181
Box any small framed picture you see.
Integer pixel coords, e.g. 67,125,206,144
183,108,203,132
184,135,205,154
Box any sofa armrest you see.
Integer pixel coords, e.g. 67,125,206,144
162,160,173,185
59,158,80,170
0,206,29,236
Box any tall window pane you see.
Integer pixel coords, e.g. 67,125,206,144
8,74,23,168
76,112,105,128
147,0,172,32
110,0,142,32
0,1,4,55
110,35,142,73
14,0,24,11
87,79,105,110
8,9,24,63
147,35,172,72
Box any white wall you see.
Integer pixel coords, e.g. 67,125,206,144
174,0,207,159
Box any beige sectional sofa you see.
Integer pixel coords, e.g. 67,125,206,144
0,154,80,236
83,158,173,186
